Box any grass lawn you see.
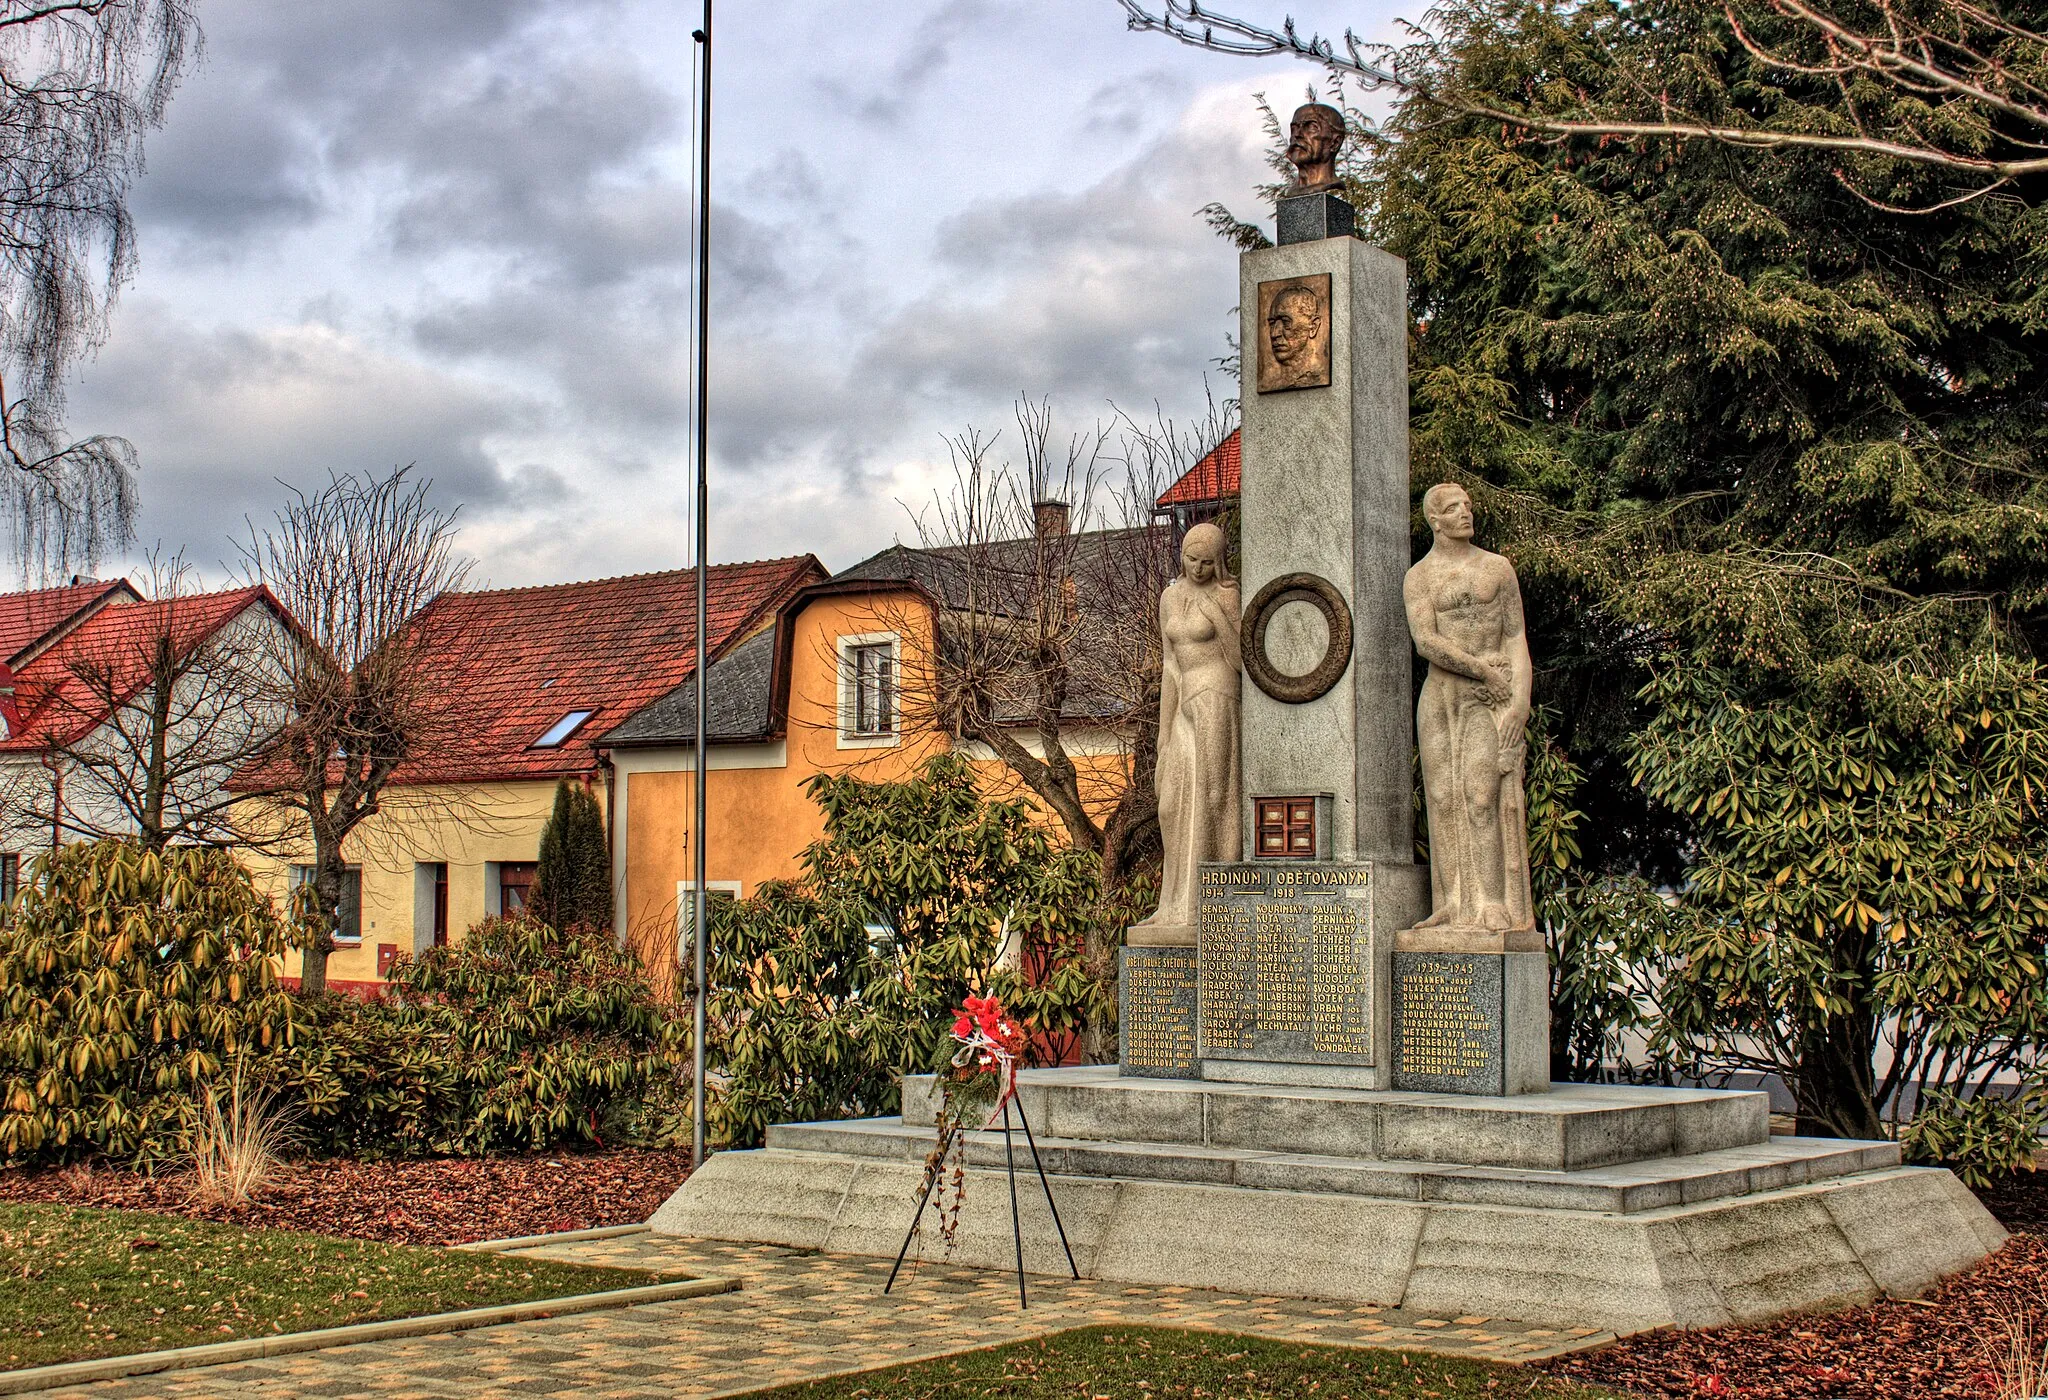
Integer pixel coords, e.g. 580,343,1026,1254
753,1326,1627,1400
0,1201,675,1371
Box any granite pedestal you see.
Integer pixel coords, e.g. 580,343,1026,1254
649,1066,2004,1336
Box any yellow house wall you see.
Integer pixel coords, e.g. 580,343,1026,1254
246,778,581,989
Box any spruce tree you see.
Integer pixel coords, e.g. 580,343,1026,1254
1337,0,2048,1137
1196,0,2048,1138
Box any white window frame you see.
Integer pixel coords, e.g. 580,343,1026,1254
835,631,902,749
676,879,743,957
290,864,364,944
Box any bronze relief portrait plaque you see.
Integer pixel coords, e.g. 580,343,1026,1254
1256,274,1333,394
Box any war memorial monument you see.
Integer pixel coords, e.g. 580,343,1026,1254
652,107,2003,1335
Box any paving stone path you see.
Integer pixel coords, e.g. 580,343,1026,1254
49,1232,1613,1399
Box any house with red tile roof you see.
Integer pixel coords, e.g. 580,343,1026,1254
0,581,292,883
0,578,142,665
599,516,1158,985
244,556,826,993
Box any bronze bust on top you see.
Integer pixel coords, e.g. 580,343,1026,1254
1282,102,1346,196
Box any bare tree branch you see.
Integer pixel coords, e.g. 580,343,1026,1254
241,467,471,997
1117,0,2048,208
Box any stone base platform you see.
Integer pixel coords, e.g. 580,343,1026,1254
648,1068,2004,1337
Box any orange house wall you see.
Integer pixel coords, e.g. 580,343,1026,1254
618,588,1131,985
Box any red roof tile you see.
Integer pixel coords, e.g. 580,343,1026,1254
0,580,141,665
392,557,825,786
0,586,276,750
1156,429,1240,508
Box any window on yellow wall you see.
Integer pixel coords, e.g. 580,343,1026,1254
289,865,363,943
852,644,895,734
837,632,901,747
676,880,741,956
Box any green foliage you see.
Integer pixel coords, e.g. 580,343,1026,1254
0,840,682,1165
0,842,308,1165
705,754,1107,1147
1525,715,1673,1082
1335,0,2048,881
531,780,612,932
1253,0,2048,1154
1636,650,2048,1137
1903,1088,2047,1189
266,920,687,1157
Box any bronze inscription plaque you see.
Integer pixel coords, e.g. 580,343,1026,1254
1120,946,1199,1079
1198,862,1376,1065
1256,273,1333,394
1390,951,1505,1094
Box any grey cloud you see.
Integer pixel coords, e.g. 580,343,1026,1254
128,0,574,246
132,73,325,244
69,301,537,563
410,280,692,436
350,58,686,286
99,0,1294,592
812,0,990,127
1081,70,1193,141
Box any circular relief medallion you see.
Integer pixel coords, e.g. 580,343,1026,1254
1243,572,1353,704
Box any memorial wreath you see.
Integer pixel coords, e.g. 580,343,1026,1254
917,993,1026,1249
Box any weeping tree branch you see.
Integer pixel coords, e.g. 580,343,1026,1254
0,0,199,574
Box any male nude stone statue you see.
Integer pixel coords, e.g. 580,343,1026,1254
1404,483,1535,934
1283,102,1346,195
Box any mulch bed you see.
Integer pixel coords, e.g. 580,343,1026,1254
0,1148,693,1248
1541,1169,2048,1400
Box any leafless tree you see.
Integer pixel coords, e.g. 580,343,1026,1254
1118,0,2048,210
888,394,1236,893
0,553,292,851
243,468,470,997
0,1,202,573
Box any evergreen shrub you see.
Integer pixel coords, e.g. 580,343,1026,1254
275,919,688,1157
379,918,687,1154
0,842,308,1165
531,781,612,932
0,841,685,1166
705,754,1108,1147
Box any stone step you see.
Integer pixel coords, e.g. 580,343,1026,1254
651,1145,2001,1337
766,1116,1897,1215
900,1066,1770,1172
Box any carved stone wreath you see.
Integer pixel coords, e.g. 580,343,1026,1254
1243,572,1353,704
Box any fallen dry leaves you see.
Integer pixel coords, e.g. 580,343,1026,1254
0,1148,693,1247
1542,1172,2048,1400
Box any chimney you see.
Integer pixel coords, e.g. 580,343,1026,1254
1033,498,1070,538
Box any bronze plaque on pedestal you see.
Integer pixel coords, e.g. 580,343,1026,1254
1197,862,1377,1066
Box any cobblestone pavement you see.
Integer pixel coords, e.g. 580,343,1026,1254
48,1232,1615,1400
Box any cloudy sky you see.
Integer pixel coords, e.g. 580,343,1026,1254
71,0,1400,587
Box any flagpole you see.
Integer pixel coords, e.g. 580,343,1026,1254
690,0,713,1173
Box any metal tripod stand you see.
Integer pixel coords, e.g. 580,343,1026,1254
883,1092,1078,1307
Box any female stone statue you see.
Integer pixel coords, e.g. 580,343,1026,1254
1132,523,1242,943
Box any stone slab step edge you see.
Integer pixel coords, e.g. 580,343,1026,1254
765,1118,1899,1215
900,1068,1771,1172
0,1276,737,1398
650,1147,2003,1337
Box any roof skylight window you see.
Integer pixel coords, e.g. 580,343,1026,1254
533,709,595,748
